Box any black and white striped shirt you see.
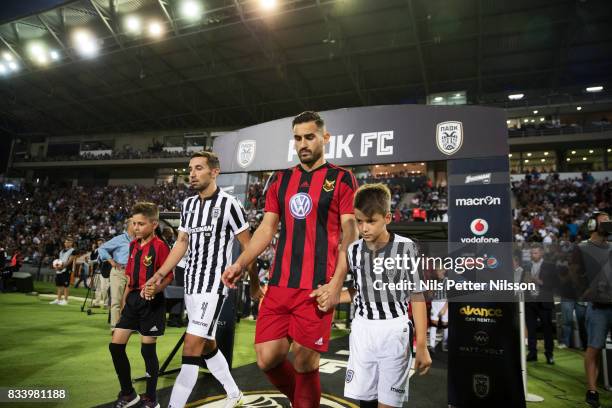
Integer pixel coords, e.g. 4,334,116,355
347,233,423,320
179,187,249,295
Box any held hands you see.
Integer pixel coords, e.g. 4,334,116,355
309,284,340,312
140,273,163,300
144,282,157,299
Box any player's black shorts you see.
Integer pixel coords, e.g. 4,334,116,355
116,291,166,337
55,271,70,287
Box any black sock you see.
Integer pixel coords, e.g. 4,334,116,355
359,400,378,408
109,343,134,396
141,343,159,400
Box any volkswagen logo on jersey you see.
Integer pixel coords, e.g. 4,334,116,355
289,192,313,219
470,218,489,236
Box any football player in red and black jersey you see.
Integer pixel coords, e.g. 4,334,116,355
223,111,359,407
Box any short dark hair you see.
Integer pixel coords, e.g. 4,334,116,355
530,243,543,251
292,111,324,129
131,201,159,221
354,183,391,217
190,150,220,169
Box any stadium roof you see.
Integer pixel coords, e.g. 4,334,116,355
0,0,611,136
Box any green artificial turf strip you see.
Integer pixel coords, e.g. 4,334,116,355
526,345,612,407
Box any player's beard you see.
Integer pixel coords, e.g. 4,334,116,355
191,179,210,192
299,145,323,166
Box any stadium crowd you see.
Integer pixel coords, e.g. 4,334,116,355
2,171,609,266
0,183,191,266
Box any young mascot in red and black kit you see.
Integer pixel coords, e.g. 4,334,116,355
109,202,173,408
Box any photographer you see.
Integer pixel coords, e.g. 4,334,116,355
572,211,612,408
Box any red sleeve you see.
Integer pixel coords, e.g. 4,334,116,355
338,170,358,215
156,240,173,282
264,171,281,214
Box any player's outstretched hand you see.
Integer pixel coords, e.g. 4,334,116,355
222,263,243,289
414,345,432,375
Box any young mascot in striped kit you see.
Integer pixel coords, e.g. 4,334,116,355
332,183,431,407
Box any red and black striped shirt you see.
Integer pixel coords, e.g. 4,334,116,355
125,236,172,291
264,162,357,289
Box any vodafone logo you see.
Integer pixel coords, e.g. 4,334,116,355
470,219,489,236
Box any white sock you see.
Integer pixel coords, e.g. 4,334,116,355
443,327,448,344
168,364,199,408
205,349,240,398
429,326,437,348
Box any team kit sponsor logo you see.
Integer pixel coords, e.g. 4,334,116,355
289,193,313,219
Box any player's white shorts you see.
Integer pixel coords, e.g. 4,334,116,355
430,300,448,323
185,293,226,339
344,316,412,407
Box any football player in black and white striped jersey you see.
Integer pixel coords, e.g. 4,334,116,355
144,151,260,408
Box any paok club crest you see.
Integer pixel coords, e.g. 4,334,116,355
237,140,256,168
472,373,490,399
436,121,463,155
